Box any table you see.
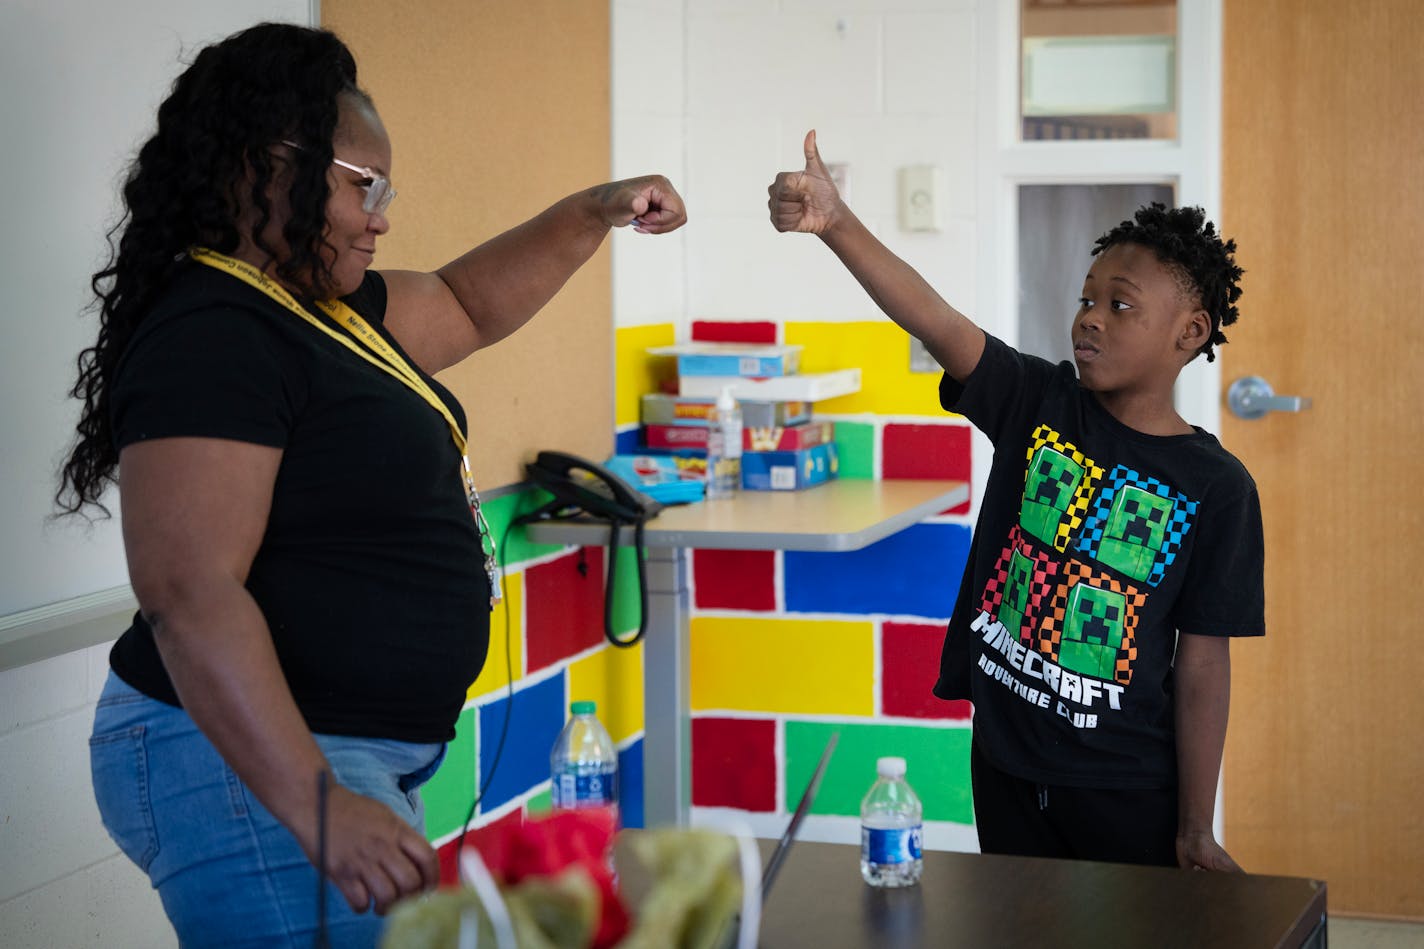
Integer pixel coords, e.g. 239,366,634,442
753,838,1327,949
526,478,968,828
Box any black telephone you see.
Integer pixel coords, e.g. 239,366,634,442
523,451,663,524
518,451,662,648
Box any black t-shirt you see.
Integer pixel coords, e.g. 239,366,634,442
934,335,1264,788
109,262,490,742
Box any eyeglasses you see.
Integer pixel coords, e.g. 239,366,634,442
280,140,396,215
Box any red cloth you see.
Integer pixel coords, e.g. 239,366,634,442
478,808,629,949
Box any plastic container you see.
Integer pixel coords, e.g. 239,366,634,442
550,701,618,819
705,385,742,500
859,756,923,887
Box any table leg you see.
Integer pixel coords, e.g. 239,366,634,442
642,546,690,827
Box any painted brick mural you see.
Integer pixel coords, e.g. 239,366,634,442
615,318,980,849
418,488,650,884
422,316,981,879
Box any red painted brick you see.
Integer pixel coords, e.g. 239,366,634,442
882,423,972,514
690,320,778,344
692,716,777,811
692,549,777,611
882,621,972,721
436,808,524,886
525,548,605,671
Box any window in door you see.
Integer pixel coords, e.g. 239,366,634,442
1017,182,1175,366
1020,0,1178,142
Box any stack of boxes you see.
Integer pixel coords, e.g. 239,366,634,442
640,342,861,491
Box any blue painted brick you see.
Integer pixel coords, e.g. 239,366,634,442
618,739,644,829
784,523,971,617
615,426,641,455
478,673,566,814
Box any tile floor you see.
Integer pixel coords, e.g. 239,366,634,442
1329,917,1424,948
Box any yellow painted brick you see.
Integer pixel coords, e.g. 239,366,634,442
468,572,523,701
568,642,645,744
691,617,874,716
784,321,949,417
616,324,677,427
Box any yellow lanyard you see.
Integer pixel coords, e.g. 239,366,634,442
189,248,501,604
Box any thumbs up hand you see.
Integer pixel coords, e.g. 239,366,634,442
767,130,843,236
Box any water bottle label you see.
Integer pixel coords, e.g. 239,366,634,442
862,825,923,864
552,769,616,808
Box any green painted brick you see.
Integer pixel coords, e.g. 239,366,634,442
526,787,553,816
784,720,973,825
421,706,477,840
485,490,567,566
834,422,875,480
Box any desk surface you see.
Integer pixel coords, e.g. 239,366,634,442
754,839,1327,949
524,479,969,552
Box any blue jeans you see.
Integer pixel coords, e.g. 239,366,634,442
89,671,445,948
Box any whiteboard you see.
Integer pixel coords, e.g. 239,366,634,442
0,0,314,623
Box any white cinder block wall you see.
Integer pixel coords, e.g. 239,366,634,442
0,645,175,948
610,0,689,329
612,0,984,334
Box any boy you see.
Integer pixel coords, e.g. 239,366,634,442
768,132,1263,871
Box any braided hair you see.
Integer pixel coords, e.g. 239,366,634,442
1092,202,1244,363
58,23,367,517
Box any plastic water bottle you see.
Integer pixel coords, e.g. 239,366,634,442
705,385,742,500
550,701,618,819
860,756,923,887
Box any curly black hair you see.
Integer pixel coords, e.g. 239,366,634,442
1091,202,1244,364
57,23,368,517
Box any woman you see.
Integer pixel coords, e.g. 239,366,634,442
60,22,685,947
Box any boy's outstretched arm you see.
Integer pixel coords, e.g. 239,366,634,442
1174,632,1244,872
767,130,985,383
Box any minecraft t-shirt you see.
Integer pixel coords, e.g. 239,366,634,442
934,335,1264,789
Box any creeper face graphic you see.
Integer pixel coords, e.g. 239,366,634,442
1098,486,1174,581
1021,447,1084,546
995,549,1035,638
1059,583,1126,679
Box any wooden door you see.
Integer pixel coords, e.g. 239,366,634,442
1221,0,1424,919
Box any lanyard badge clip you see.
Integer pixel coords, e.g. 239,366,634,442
464,457,503,607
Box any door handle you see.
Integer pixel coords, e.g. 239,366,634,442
1227,376,1312,420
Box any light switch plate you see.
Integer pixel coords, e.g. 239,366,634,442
909,336,939,373
897,164,943,232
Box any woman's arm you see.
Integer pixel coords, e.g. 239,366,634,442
119,437,439,913
767,130,985,383
1174,631,1243,872
381,175,687,375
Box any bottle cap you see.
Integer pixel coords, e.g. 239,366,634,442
571,700,596,715
876,756,907,778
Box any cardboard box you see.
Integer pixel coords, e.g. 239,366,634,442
743,419,835,452
644,419,835,452
641,394,812,429
678,368,861,402
644,424,711,450
647,342,802,377
741,442,839,491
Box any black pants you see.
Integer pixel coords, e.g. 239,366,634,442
970,742,1179,867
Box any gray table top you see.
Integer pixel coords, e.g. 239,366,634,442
524,478,969,552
